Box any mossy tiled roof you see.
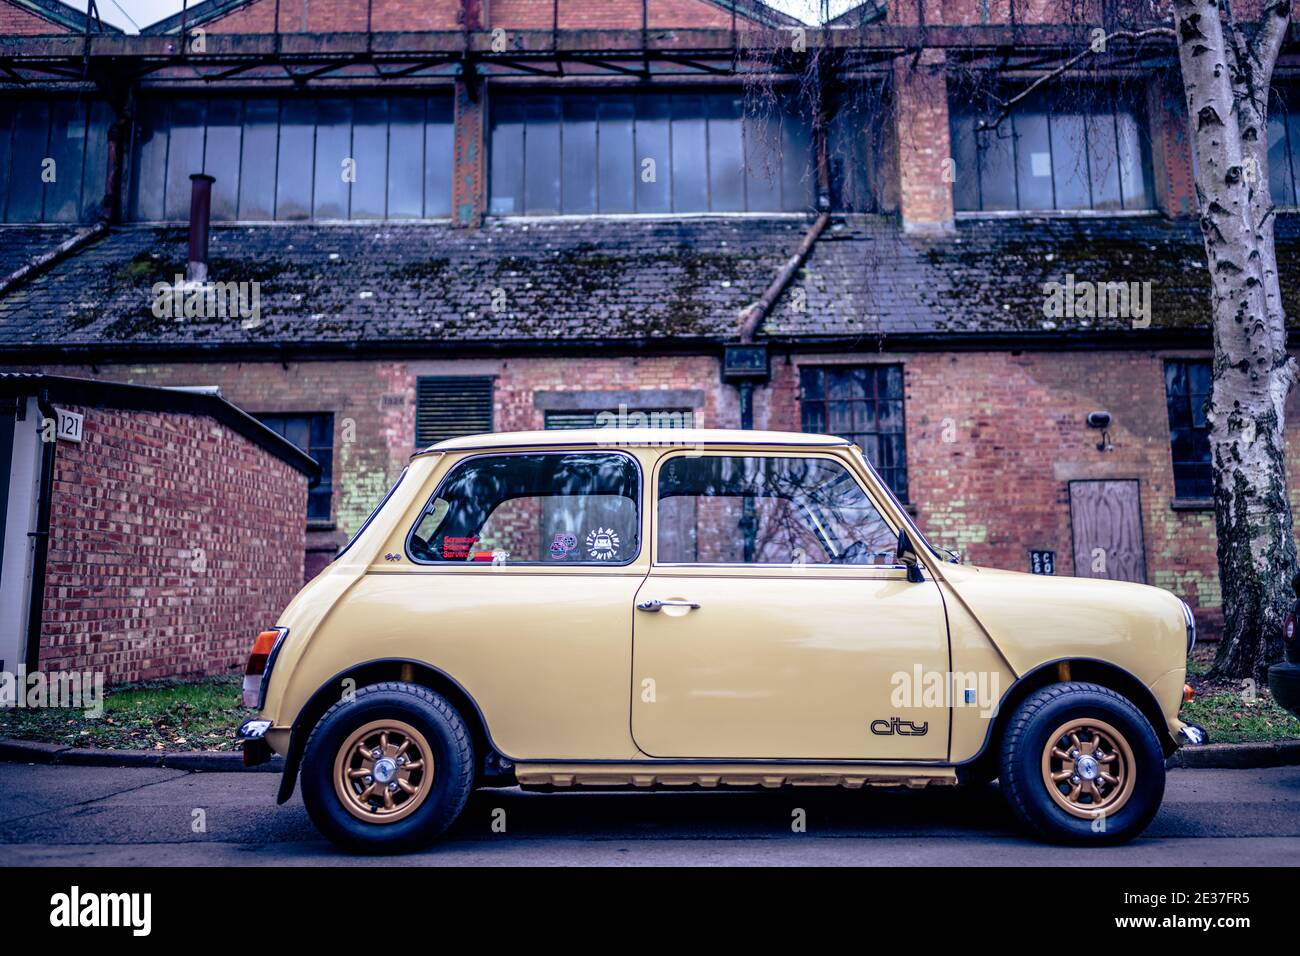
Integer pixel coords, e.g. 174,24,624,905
3,213,1295,356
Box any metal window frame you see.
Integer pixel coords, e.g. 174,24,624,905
798,364,909,502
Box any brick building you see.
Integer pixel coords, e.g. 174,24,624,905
1,0,1298,637
0,374,316,683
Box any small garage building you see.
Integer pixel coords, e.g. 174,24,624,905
0,374,317,684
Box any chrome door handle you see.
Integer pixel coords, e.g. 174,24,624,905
636,599,701,613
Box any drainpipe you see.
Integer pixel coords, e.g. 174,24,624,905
725,76,835,428
725,213,827,561
24,390,57,671
736,210,832,350
101,87,133,224
186,173,215,283
0,223,107,299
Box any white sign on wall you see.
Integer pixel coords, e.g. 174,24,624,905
56,409,83,443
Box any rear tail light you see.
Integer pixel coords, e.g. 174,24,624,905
243,629,281,709
1285,611,1297,645
1183,683,1195,703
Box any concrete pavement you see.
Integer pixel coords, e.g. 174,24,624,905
0,763,1297,866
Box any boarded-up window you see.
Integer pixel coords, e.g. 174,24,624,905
416,376,494,448
1069,479,1147,583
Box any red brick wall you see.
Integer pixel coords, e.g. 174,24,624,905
30,356,730,576
453,79,487,228
893,53,954,233
490,0,732,29
1147,69,1197,218
198,0,737,33
764,349,1300,637
28,349,1300,639
39,404,307,684
886,0,1157,25
0,1,72,34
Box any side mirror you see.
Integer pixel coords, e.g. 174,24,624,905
896,528,925,583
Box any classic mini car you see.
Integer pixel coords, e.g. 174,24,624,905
238,428,1205,850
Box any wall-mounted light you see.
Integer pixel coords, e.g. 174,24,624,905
1086,410,1112,451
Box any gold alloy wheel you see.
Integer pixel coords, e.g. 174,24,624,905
1040,718,1136,820
333,719,434,824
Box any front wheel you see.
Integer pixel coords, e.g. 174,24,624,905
300,682,474,853
998,682,1165,845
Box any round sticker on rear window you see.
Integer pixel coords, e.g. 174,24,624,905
585,527,620,561
549,533,578,560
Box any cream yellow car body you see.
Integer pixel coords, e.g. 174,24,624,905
253,429,1195,794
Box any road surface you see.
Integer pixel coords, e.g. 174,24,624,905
0,763,1296,865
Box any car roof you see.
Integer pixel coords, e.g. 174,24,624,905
414,428,852,456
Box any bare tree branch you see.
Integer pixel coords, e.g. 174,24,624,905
976,27,1176,131
1248,0,1292,88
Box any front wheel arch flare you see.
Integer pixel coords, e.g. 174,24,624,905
960,657,1175,782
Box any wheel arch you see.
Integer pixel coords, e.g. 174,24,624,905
958,657,1176,783
275,658,499,805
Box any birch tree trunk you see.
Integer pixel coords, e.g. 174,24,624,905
1172,0,1298,682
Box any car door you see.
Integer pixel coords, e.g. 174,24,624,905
631,449,950,761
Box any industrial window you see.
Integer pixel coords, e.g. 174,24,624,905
257,413,335,523
544,409,695,430
416,376,495,448
799,365,908,501
488,90,817,216
1267,87,1300,206
949,87,1154,212
129,94,454,221
407,452,641,565
0,96,112,223
1164,359,1213,500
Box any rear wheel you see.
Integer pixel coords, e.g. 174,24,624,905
300,682,473,853
998,682,1164,845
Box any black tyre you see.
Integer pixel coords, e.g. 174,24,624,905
998,681,1165,845
300,681,473,853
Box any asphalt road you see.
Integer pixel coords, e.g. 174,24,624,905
0,762,1296,866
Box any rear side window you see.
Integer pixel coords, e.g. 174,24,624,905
407,452,641,566
657,454,896,566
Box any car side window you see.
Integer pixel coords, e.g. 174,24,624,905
657,454,896,566
407,452,640,565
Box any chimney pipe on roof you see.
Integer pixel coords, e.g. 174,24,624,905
186,173,215,283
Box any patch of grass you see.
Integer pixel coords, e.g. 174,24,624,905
1181,642,1300,743
0,675,247,752
1180,687,1300,744
1186,642,1214,678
